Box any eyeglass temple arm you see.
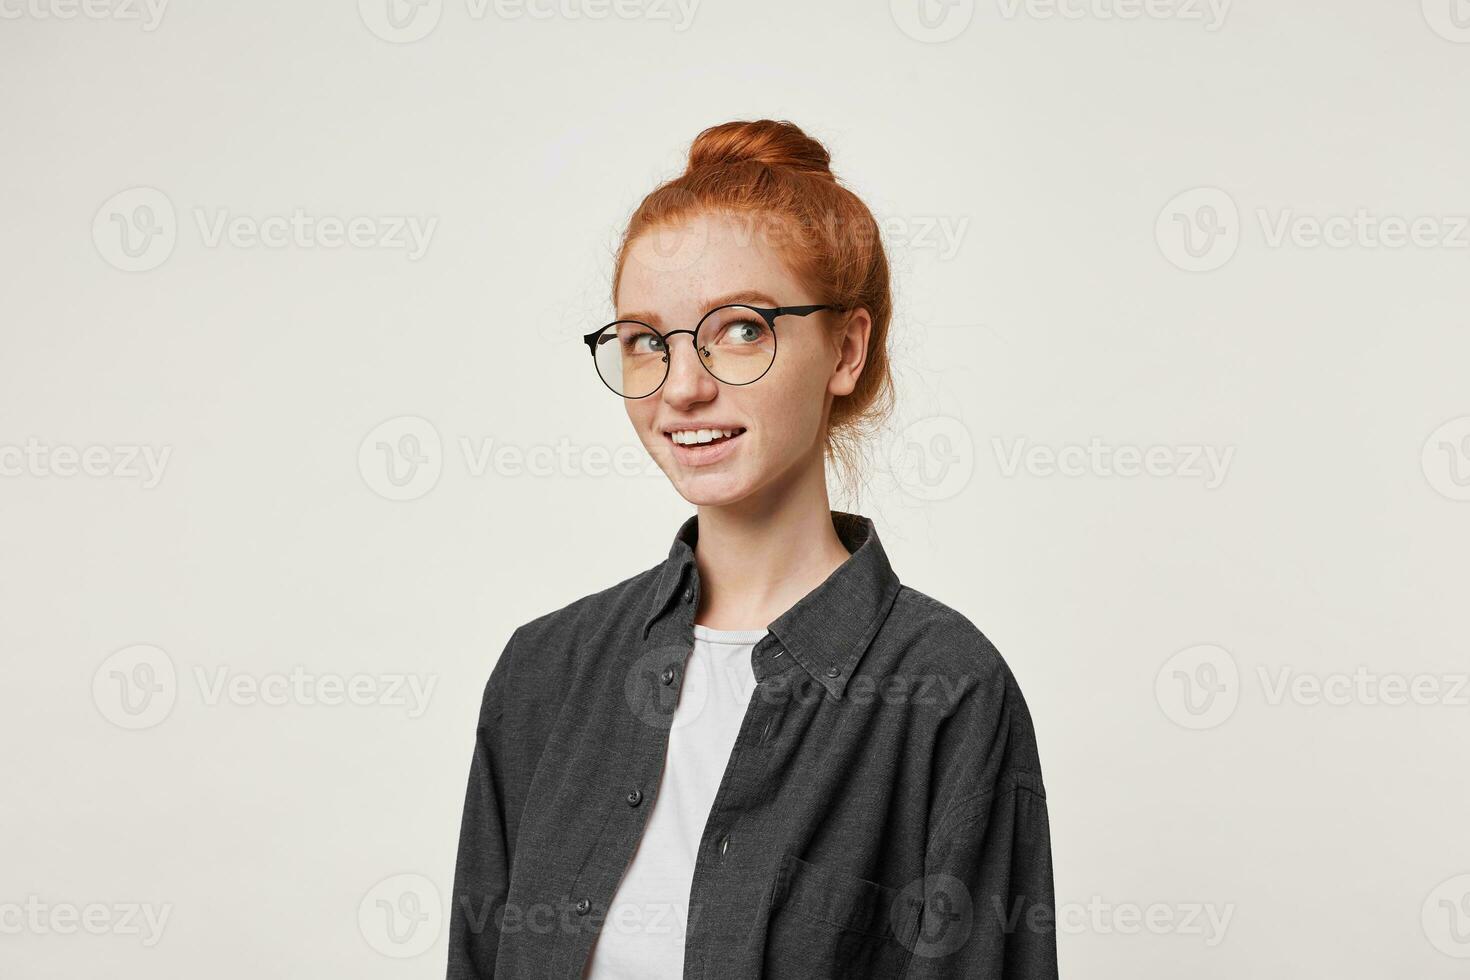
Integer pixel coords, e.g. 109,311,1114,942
770,304,843,317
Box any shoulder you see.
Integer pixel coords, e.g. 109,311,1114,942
489,559,666,684
883,583,1019,696
882,583,1046,791
518,561,662,641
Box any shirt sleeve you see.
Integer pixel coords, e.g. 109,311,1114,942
446,628,520,980
905,658,1058,980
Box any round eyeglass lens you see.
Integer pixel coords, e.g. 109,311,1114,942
593,320,668,398
696,305,776,385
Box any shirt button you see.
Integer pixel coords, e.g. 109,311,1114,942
825,665,840,678
626,788,643,806
575,897,591,915
718,833,731,856
682,587,693,603
660,666,675,685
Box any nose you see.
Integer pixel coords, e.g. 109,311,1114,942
659,329,717,404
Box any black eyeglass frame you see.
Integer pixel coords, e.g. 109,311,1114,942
582,303,844,399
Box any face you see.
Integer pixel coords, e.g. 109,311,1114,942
612,211,868,509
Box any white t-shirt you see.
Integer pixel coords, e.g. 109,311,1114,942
582,623,767,980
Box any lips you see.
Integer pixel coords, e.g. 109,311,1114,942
663,426,747,465
663,426,747,446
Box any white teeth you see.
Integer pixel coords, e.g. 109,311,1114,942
668,427,744,445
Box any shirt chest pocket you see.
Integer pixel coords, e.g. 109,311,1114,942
763,851,925,980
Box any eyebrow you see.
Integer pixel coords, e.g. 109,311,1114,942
617,289,779,326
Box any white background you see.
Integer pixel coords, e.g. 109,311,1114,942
3,0,1469,977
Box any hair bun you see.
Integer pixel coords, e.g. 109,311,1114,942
686,119,834,179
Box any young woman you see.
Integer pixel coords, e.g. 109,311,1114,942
448,119,1057,980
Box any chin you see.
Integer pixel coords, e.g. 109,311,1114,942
670,473,755,508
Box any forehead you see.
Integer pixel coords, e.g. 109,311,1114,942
616,212,801,321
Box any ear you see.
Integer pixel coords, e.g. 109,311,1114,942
827,308,871,398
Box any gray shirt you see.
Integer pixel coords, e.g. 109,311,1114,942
447,509,1058,979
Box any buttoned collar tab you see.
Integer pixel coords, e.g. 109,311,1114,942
641,510,902,700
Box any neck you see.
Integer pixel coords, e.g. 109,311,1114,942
689,464,852,631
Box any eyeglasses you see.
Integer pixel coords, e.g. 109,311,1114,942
582,302,842,399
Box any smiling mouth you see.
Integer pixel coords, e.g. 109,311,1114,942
664,427,747,447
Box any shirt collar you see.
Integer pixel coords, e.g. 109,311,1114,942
640,509,902,701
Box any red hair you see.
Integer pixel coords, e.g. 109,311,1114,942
611,119,897,500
